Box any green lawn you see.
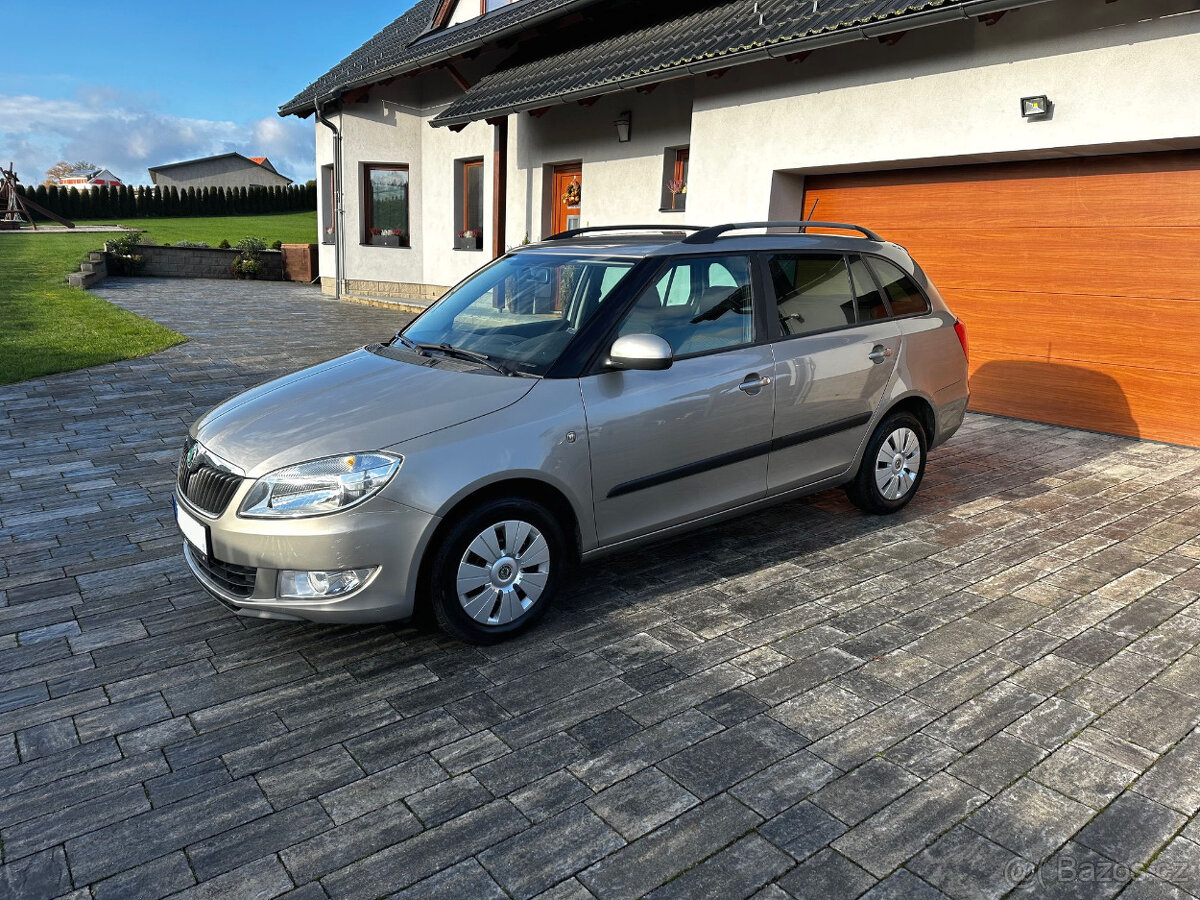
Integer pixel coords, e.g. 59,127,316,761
72,211,318,246
0,234,187,385
0,212,319,385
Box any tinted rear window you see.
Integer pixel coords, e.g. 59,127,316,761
865,257,930,317
766,254,855,337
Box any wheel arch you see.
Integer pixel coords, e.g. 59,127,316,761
414,476,584,617
882,393,937,445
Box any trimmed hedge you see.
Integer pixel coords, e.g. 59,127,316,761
17,182,316,220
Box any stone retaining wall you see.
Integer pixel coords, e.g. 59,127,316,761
118,244,284,280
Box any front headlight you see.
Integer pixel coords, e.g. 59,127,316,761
238,452,402,519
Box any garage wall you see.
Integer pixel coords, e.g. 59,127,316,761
685,0,1200,225
803,152,1200,446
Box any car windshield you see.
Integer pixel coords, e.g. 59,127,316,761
401,252,638,376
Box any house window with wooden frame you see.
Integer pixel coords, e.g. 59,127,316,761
455,158,484,251
362,164,410,248
320,164,335,244
483,0,513,11
661,147,689,212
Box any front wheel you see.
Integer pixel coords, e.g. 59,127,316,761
845,412,927,514
429,498,567,644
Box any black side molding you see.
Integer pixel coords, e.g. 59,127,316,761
606,412,872,499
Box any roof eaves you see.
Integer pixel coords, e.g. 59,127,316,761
277,0,604,117
430,0,1059,128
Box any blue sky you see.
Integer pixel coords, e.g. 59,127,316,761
2,1,418,185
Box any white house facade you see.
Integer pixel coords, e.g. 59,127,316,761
282,0,1200,446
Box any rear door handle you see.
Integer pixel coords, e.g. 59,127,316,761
868,345,894,364
739,374,772,394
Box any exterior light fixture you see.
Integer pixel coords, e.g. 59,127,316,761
614,111,632,142
1021,95,1052,119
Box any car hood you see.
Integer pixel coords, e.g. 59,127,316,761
193,348,536,476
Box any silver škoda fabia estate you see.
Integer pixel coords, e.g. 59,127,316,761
174,222,970,643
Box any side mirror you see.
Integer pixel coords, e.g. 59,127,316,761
607,333,673,371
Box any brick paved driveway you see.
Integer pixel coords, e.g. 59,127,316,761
3,277,1200,900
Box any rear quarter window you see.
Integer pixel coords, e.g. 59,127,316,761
866,257,931,317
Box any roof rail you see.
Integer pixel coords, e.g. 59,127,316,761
544,224,705,241
681,221,884,244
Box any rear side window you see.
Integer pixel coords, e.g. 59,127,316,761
766,254,855,337
849,257,889,322
865,257,930,317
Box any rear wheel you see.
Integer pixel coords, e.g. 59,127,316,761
845,412,927,514
430,498,566,644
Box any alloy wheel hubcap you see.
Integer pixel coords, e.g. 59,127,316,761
456,519,550,626
875,427,921,500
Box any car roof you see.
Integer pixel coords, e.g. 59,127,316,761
514,229,915,269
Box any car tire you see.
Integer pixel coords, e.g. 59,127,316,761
429,497,567,644
845,411,928,515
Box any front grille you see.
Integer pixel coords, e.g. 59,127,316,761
177,438,243,516
186,544,257,599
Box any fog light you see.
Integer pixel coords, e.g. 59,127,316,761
278,567,376,599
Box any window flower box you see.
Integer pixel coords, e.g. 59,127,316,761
456,230,483,251
368,228,407,248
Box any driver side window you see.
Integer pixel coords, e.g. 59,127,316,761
617,255,755,357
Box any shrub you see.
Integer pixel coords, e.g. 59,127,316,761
217,238,231,249
231,235,267,279
172,241,211,248
105,230,149,275
270,240,282,250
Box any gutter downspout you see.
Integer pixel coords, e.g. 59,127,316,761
315,98,344,303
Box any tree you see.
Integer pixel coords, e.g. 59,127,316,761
43,160,99,185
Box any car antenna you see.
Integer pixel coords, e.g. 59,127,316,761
799,198,818,233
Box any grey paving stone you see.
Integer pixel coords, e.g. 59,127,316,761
966,778,1093,864
760,799,848,862
809,696,940,770
1030,743,1139,809
1074,792,1185,868
256,745,365,810
0,846,73,900
812,758,921,826
907,825,1023,900
479,805,624,900
1134,728,1200,814
860,869,951,899
833,773,987,877
321,800,528,899
565,708,641,752
569,709,722,791
884,733,961,779
404,773,493,828
729,750,841,818
507,769,592,824
947,732,1048,796
586,766,699,840
578,793,760,899
473,733,588,796
659,715,805,799
1096,683,1200,753
644,833,792,900
393,859,507,900
15,717,79,761
769,682,877,742
318,753,447,825
162,854,294,900
65,779,273,883
343,708,466,775
91,852,196,900
1008,840,1132,899
776,848,877,900
187,799,332,880
2,781,150,861
280,798,422,884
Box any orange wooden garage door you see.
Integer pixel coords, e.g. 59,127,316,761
803,152,1200,446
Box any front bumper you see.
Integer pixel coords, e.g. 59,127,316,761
177,491,439,624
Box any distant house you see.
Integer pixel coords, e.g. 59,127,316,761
58,166,124,190
147,153,293,190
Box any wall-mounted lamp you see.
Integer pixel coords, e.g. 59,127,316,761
614,111,632,143
1021,95,1052,120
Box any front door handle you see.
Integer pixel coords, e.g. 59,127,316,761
868,345,894,364
739,374,772,394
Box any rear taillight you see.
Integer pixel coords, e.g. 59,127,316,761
953,319,969,364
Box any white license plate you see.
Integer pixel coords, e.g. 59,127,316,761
175,500,209,554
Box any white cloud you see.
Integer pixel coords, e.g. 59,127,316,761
0,88,313,186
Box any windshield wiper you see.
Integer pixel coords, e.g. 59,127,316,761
390,332,428,355
416,342,517,377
